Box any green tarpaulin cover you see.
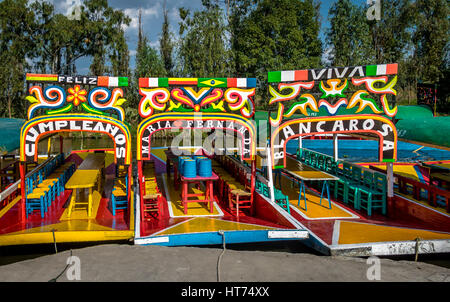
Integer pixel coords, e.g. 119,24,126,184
0,118,25,153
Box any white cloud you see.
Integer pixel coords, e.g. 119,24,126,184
123,4,161,30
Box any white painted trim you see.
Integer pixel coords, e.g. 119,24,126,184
135,236,170,245
329,239,450,256
331,220,341,245
134,177,141,239
268,230,309,239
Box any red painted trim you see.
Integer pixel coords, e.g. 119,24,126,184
294,70,308,81
141,126,255,162
19,163,25,223
139,78,149,88
33,129,120,164
227,78,237,87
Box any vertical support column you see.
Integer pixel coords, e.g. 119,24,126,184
250,159,256,203
47,136,52,156
386,162,394,217
127,164,132,203
19,162,26,223
266,147,276,204
137,159,145,233
333,134,338,161
59,135,63,155
137,160,144,223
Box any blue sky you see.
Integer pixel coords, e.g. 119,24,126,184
49,0,368,74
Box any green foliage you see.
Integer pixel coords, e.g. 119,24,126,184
177,1,232,77
412,0,449,83
0,0,449,119
160,3,174,75
231,0,322,108
327,0,375,66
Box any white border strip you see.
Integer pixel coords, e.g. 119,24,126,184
331,220,341,245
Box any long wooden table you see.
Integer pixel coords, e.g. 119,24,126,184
283,155,338,210
78,153,105,171
65,169,99,218
65,153,105,218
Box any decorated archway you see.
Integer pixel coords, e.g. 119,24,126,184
137,112,256,161
20,113,132,165
270,115,397,168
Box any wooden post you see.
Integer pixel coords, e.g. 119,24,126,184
250,159,256,204
266,146,276,204
333,134,338,161
387,162,394,217
137,160,144,223
19,162,26,223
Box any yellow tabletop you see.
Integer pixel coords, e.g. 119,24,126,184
65,169,99,218
78,153,105,171
284,156,338,181
65,170,99,189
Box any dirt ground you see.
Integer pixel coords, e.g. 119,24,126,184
0,243,449,282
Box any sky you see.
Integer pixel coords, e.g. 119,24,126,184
48,0,368,74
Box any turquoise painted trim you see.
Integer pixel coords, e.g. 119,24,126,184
136,230,306,246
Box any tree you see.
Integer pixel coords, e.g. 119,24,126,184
0,0,35,118
412,0,449,83
326,0,374,67
230,0,322,108
160,1,174,75
177,0,232,77
128,8,166,119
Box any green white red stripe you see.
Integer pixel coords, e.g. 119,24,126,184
97,76,128,87
365,64,398,76
139,77,256,88
268,63,398,83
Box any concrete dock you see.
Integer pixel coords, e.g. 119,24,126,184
0,244,449,282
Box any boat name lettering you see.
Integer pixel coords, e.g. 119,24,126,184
58,76,97,85
24,119,128,163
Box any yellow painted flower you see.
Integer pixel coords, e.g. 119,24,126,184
67,85,87,106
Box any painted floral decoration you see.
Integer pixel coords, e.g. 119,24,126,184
67,85,87,106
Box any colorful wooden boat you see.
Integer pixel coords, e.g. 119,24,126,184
0,74,134,246
1,66,449,258
263,64,450,256
133,77,308,246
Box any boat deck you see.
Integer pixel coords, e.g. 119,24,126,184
0,151,134,246
277,159,450,256
135,148,304,246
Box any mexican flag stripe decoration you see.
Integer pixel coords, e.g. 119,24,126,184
139,78,169,87
366,64,398,76
98,76,128,87
268,70,308,82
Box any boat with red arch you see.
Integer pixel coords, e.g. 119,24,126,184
133,76,308,246
0,74,134,246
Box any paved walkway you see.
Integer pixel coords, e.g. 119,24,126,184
0,244,449,282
